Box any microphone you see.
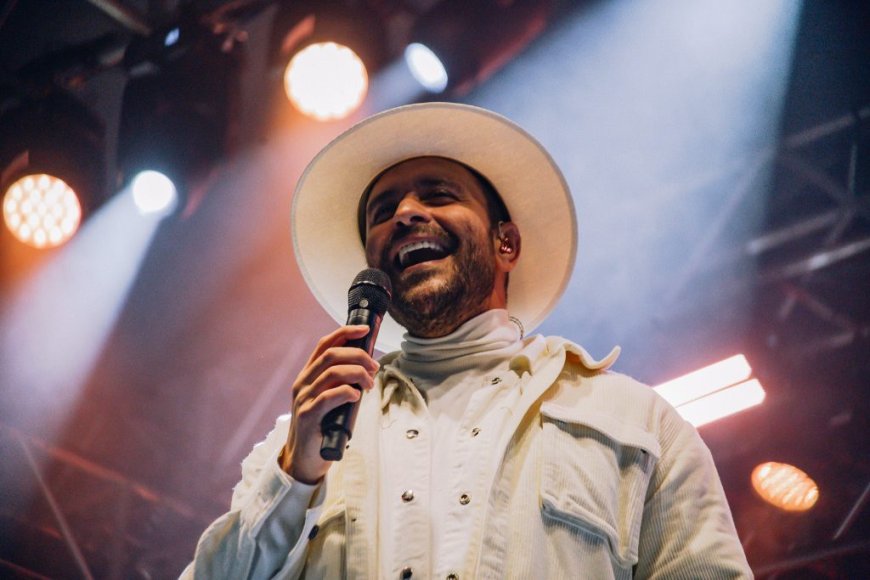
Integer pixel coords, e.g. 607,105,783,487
320,268,392,461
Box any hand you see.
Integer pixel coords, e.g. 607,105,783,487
281,325,379,484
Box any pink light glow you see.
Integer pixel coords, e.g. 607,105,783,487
653,354,752,407
675,379,766,427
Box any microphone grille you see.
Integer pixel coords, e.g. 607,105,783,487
348,268,392,314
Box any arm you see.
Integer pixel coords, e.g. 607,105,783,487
181,325,379,579
180,415,324,580
634,416,753,579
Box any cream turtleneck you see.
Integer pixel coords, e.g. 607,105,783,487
394,308,524,393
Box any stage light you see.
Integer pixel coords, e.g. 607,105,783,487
131,171,177,216
752,462,819,512
119,21,240,211
654,354,752,407
675,379,766,428
0,92,105,249
406,0,551,94
404,43,448,93
653,355,766,426
284,42,368,121
270,1,388,122
3,174,81,248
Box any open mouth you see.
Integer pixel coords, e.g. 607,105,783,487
394,239,452,271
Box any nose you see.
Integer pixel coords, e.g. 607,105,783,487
393,194,431,227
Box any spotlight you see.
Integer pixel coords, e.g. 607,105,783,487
407,0,551,94
271,1,388,121
0,92,105,249
404,43,448,93
284,42,368,121
3,174,81,248
131,171,178,216
119,20,240,212
752,462,819,512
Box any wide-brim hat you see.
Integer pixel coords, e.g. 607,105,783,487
291,102,576,352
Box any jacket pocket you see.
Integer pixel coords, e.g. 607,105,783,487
303,500,347,578
538,401,660,569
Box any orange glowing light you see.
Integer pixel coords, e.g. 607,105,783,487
752,461,819,512
284,42,368,121
3,174,81,248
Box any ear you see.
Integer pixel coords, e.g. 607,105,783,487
494,221,521,273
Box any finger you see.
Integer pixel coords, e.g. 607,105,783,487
297,346,379,389
296,384,363,428
305,325,372,367
296,364,375,405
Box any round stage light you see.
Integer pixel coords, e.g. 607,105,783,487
131,170,178,216
284,42,368,121
404,43,448,93
752,462,819,512
3,174,82,248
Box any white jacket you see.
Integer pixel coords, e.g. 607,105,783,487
183,336,752,579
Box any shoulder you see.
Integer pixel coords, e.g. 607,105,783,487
540,335,691,445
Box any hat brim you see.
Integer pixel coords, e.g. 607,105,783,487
291,102,576,352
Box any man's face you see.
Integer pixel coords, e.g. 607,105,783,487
362,157,503,337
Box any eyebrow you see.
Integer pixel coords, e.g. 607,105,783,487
365,177,463,215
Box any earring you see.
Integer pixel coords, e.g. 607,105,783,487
499,237,513,254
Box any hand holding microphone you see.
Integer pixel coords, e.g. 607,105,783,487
320,269,391,460
281,269,391,483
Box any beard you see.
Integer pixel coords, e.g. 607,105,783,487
379,225,497,338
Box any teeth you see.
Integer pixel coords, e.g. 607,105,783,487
398,240,446,267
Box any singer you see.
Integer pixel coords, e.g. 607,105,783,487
183,104,751,578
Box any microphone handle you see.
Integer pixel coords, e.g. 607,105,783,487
319,308,380,461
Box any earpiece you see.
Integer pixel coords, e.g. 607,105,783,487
497,221,514,254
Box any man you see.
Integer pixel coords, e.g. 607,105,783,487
183,103,752,578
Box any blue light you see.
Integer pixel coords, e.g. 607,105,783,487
164,28,180,47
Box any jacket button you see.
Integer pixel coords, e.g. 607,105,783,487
489,377,502,385
401,567,413,579
307,524,319,540
405,429,419,439
459,493,470,505
402,489,415,502
446,574,459,580
471,427,481,437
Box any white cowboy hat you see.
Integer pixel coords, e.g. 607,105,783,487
291,101,576,352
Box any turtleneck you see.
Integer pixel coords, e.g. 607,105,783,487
394,309,523,388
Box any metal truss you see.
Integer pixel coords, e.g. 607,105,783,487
0,422,211,579
667,106,870,359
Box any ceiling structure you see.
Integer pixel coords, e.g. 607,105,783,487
0,0,868,578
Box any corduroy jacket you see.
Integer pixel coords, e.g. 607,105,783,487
183,336,752,579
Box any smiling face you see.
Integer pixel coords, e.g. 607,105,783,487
362,157,519,338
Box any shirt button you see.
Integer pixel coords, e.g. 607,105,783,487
446,574,459,580
405,429,419,439
307,524,320,540
459,493,471,505
401,489,415,502
401,567,413,579
471,427,481,437
490,377,502,385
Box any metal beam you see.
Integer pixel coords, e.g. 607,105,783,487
759,236,870,282
85,0,152,36
754,540,870,577
18,435,95,580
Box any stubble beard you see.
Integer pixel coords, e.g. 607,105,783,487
385,229,497,338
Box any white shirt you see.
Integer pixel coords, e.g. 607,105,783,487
378,309,527,578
